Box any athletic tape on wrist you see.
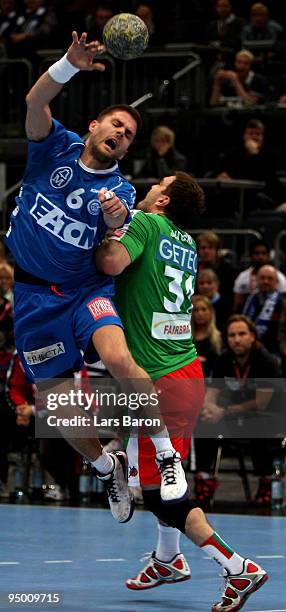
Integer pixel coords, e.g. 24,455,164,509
48,53,79,84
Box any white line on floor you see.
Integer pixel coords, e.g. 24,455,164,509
95,558,125,562
44,560,73,564
251,609,286,612
0,561,20,565
257,555,285,559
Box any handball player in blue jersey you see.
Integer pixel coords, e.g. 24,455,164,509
5,31,187,522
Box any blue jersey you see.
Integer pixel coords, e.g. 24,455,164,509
6,120,136,288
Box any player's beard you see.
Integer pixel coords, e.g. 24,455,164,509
90,142,116,165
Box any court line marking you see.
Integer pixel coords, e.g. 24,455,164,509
95,558,125,562
257,555,285,558
251,609,286,612
44,560,73,564
0,562,20,565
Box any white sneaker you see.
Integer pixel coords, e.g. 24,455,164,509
212,559,268,611
156,450,188,504
126,552,191,590
95,451,134,523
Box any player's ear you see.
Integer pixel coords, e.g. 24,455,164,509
89,120,99,133
157,194,170,210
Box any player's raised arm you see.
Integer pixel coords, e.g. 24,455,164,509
25,31,105,141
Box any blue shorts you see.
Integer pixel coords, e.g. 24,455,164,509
14,282,123,382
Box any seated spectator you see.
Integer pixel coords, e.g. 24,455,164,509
216,118,285,208
194,314,282,508
205,0,245,51
0,0,18,57
233,238,286,312
5,351,80,502
135,3,155,44
85,2,114,43
242,264,286,356
209,49,266,106
191,295,222,377
241,3,283,46
7,0,57,62
196,268,231,332
196,230,237,303
0,262,14,306
137,125,187,179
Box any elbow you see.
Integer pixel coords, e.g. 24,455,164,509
96,255,124,276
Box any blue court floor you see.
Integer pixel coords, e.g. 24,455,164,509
0,504,285,612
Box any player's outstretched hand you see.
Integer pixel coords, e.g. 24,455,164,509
67,31,106,72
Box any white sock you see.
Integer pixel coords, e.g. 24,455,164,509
156,522,181,562
91,450,114,475
201,532,244,575
151,428,175,455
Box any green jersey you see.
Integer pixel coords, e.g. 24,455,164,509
114,211,198,380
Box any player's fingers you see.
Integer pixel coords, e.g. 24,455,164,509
79,32,87,45
72,30,79,44
91,62,106,72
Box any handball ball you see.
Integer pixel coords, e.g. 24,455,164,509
103,13,149,61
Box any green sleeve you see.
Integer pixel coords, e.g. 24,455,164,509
118,211,152,262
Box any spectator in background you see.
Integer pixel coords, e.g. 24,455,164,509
242,264,286,356
0,262,14,306
233,239,286,312
137,125,187,179
205,0,245,51
0,0,18,57
135,3,155,44
85,2,114,43
196,230,237,304
196,269,231,332
7,0,57,63
216,119,285,208
195,314,283,508
5,351,80,502
191,295,222,377
209,49,266,106
241,3,283,46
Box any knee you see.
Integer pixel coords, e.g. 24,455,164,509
185,506,205,531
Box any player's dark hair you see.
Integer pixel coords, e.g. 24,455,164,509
163,171,205,228
97,104,142,133
245,118,264,131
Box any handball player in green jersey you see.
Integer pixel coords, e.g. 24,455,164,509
96,172,268,611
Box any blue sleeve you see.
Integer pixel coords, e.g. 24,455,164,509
115,179,136,223
27,119,84,164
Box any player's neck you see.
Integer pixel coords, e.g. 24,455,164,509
80,150,115,171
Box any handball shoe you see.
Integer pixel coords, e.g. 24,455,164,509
126,552,191,590
95,451,134,523
212,559,268,611
156,450,188,504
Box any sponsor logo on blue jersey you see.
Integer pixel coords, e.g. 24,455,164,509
156,234,198,274
50,166,73,189
87,199,100,215
30,193,97,250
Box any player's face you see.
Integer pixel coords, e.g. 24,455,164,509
88,111,137,164
137,176,175,212
227,321,255,356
